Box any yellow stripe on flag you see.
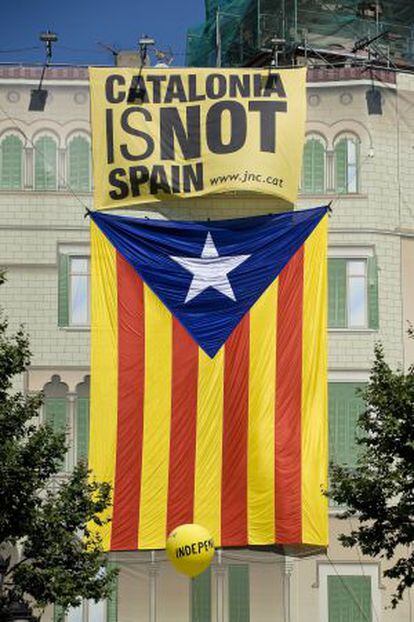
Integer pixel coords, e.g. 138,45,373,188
248,280,278,545
194,347,224,546
89,223,118,550
301,216,328,545
138,285,172,549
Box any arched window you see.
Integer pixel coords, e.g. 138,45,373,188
301,137,325,194
68,135,91,192
334,135,359,194
34,135,57,191
0,134,23,189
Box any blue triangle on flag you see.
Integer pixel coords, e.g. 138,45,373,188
91,206,328,357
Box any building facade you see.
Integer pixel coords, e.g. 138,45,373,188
0,63,413,621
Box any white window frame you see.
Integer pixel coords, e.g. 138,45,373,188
65,599,107,622
69,255,90,327
328,246,375,333
58,243,90,331
346,259,368,329
316,562,381,622
334,133,360,194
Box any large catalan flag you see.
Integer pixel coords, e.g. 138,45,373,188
89,206,328,554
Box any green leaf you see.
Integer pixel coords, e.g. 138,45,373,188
0,278,114,619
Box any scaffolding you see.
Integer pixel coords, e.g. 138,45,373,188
186,0,414,68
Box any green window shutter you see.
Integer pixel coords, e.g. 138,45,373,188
35,136,57,191
53,605,65,622
302,141,313,193
367,256,379,329
69,136,91,192
58,254,70,327
106,562,118,622
45,398,67,434
0,135,23,189
76,398,89,463
229,565,250,622
329,383,365,468
335,139,348,194
302,139,324,194
45,398,67,470
328,259,347,328
312,140,325,193
328,575,372,622
191,568,211,622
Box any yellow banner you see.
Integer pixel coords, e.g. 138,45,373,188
89,67,306,210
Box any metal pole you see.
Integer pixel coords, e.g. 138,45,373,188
294,0,298,41
216,10,222,68
214,549,225,622
149,551,158,622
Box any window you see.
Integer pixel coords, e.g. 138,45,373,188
328,257,378,329
68,135,91,192
328,576,372,622
70,257,90,325
42,375,90,473
34,135,57,190
329,382,365,469
54,598,114,622
302,137,325,194
54,562,117,622
228,565,250,622
0,134,23,189
334,136,359,194
318,563,379,622
191,568,211,622
58,254,90,328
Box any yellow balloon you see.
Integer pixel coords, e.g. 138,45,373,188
166,524,215,578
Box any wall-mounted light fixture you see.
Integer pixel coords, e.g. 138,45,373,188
29,30,58,112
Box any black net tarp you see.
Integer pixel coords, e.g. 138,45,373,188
186,1,414,67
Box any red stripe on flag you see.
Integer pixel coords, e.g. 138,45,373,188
111,254,145,550
275,247,304,543
167,319,198,534
221,314,249,546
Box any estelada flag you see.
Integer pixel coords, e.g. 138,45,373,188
89,206,328,555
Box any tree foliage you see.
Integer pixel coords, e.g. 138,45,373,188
329,339,414,607
0,271,116,619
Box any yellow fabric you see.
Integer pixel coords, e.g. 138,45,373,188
89,223,118,550
89,67,306,210
247,281,278,545
138,285,173,549
194,348,224,546
301,216,328,545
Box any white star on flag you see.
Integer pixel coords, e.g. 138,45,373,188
170,232,250,304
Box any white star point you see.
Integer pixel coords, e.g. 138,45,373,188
170,233,250,304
